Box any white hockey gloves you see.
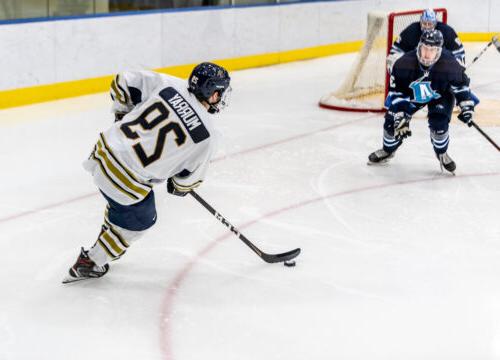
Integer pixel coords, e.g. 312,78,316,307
391,111,412,140
457,100,474,127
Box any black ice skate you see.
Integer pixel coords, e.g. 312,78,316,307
367,149,395,165
62,247,109,284
437,152,456,175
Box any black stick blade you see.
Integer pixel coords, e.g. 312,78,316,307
261,248,301,263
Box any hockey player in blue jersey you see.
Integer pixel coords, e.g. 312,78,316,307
387,9,465,71
368,30,475,174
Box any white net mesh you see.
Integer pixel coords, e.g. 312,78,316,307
320,9,446,112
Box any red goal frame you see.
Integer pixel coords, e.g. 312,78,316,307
319,8,447,113
384,8,447,105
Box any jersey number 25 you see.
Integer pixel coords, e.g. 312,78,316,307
120,102,187,167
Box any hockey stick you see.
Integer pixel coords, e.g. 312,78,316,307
190,191,301,263
466,35,500,70
470,121,500,151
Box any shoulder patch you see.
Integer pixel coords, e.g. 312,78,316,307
159,87,210,144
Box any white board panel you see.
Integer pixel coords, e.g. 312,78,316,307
232,6,280,57
489,0,500,32
0,22,55,90
439,0,490,32
319,0,374,45
0,0,496,91
278,3,320,52
161,9,235,66
54,14,162,82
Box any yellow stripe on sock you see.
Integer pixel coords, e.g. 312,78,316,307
97,239,116,259
102,232,125,255
104,220,130,248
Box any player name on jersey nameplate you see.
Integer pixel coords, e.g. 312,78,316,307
159,87,210,143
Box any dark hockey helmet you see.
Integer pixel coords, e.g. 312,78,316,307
420,8,437,31
417,29,444,67
188,62,231,113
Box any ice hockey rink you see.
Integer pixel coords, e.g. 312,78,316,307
0,42,499,360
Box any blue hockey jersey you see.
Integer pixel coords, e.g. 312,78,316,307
386,49,471,114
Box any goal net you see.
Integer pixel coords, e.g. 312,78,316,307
319,8,447,112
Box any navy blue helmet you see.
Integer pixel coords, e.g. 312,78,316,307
420,29,444,47
188,62,231,113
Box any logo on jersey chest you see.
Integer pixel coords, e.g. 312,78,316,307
410,80,441,103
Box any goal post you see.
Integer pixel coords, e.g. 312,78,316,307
319,8,447,113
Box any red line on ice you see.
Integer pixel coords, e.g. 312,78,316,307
159,171,500,360
0,116,369,224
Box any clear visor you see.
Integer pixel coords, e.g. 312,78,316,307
209,86,232,113
417,43,442,67
218,85,232,111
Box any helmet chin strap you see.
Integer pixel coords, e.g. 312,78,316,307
191,91,218,113
207,87,231,114
207,104,219,114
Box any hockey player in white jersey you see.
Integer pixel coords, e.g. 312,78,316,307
63,62,231,283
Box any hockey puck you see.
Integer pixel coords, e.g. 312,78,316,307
284,260,296,267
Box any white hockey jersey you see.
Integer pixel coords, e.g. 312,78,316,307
84,71,217,205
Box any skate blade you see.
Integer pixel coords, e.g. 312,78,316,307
439,168,456,176
62,275,93,284
367,159,391,166
439,163,456,176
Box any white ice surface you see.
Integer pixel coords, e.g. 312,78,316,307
0,43,499,360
